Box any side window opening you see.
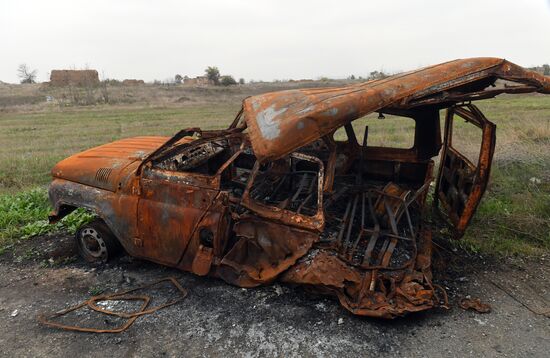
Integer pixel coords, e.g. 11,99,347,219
330,114,427,188
333,126,349,142
353,114,416,149
220,149,257,195
249,156,320,217
447,115,482,166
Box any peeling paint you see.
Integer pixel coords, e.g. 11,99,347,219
322,108,338,117
297,105,316,115
256,105,287,140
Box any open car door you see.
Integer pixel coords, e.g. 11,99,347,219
434,104,496,238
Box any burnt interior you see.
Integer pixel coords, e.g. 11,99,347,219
249,157,320,216
320,180,429,269
318,135,433,269
142,97,499,280
148,110,443,270
155,139,231,175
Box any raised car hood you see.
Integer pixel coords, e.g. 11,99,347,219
52,136,169,191
243,57,550,162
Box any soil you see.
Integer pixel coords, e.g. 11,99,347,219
0,232,548,357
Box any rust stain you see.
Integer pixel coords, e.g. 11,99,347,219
48,58,550,319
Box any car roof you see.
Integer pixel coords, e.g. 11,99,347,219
242,57,550,162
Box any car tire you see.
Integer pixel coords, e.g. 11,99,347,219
75,219,121,264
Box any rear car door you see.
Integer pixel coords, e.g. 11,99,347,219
434,104,496,238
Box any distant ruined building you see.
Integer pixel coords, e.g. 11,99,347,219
50,70,100,86
183,76,211,86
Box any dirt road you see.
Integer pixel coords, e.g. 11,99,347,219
0,233,548,357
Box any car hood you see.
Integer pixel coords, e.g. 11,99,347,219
51,136,169,191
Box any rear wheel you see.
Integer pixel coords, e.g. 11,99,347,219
75,219,121,264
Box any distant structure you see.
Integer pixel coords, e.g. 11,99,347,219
122,79,145,86
183,76,211,86
50,70,99,86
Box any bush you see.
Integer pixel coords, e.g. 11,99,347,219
220,75,237,86
102,79,121,86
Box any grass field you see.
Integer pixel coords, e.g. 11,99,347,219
0,85,549,256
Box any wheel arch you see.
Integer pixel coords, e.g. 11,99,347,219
48,179,138,253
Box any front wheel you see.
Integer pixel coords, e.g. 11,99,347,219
75,219,121,264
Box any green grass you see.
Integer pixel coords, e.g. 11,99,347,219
0,93,549,256
0,188,94,254
460,161,550,256
457,95,550,256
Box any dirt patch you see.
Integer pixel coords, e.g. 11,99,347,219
0,233,548,357
0,232,77,267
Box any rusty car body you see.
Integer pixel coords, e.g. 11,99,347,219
49,58,550,318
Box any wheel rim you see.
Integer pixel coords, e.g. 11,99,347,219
79,227,108,260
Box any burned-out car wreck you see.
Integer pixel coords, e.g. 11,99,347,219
49,58,550,318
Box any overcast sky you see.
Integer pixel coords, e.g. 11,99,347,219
1,0,550,83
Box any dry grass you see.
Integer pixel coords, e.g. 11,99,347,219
0,80,347,113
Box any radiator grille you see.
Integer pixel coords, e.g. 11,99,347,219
95,168,112,183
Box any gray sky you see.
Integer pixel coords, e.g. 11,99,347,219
2,0,550,83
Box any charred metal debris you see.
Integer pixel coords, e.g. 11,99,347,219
48,58,550,318
458,297,492,314
38,277,187,333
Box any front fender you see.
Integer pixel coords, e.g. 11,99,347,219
48,179,139,254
